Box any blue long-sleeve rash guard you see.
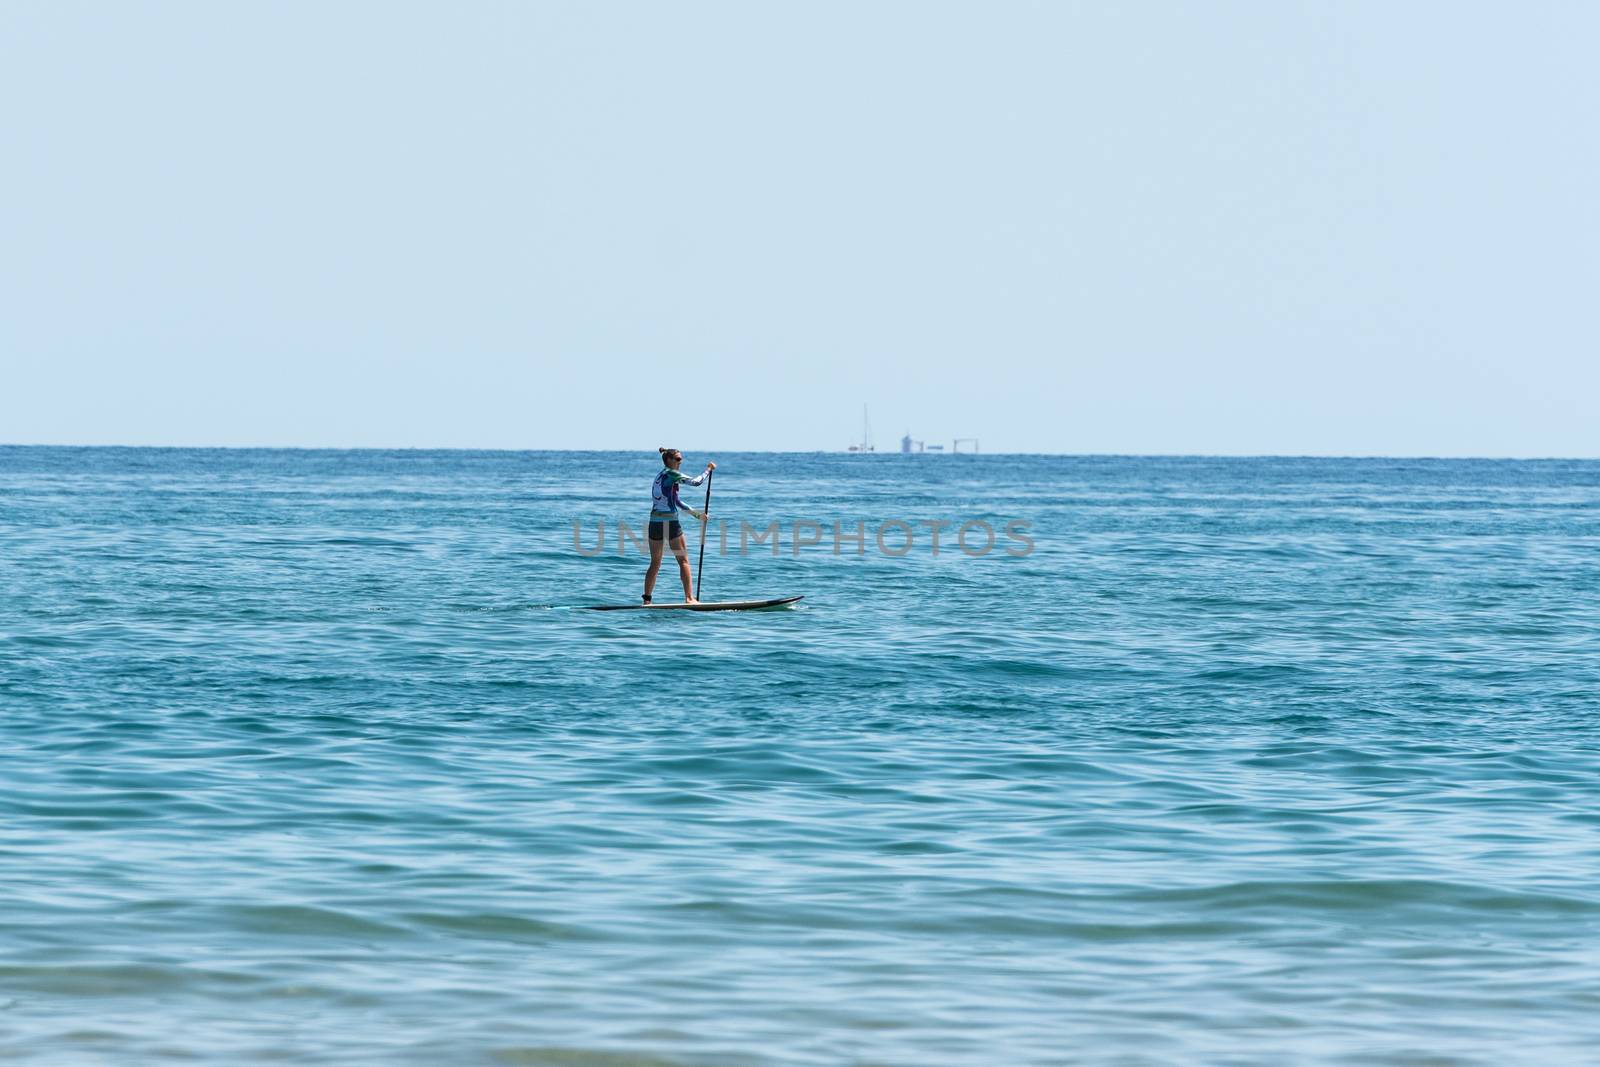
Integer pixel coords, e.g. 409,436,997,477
650,466,710,521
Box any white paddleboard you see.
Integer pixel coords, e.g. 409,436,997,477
588,596,803,612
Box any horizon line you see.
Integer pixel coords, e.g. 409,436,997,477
1,442,1596,462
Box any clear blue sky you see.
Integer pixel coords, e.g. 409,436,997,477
2,2,1595,455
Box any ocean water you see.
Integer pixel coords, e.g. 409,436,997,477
2,447,1598,1066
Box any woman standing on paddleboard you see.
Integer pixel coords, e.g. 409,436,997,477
644,448,715,604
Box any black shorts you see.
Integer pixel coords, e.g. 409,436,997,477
648,519,683,542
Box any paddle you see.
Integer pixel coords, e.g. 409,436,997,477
695,468,713,601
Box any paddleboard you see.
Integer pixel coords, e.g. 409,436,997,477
588,596,803,612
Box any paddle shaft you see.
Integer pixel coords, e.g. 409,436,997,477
695,469,713,600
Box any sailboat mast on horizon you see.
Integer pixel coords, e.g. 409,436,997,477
847,404,874,453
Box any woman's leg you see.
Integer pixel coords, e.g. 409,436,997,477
645,531,666,601
672,533,696,602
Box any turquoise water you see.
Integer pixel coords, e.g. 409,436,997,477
2,448,1598,1065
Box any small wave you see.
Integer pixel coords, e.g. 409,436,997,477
403,911,606,944
210,904,411,939
0,962,260,997
1124,879,1600,916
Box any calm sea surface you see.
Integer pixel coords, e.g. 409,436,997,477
2,448,1598,1066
